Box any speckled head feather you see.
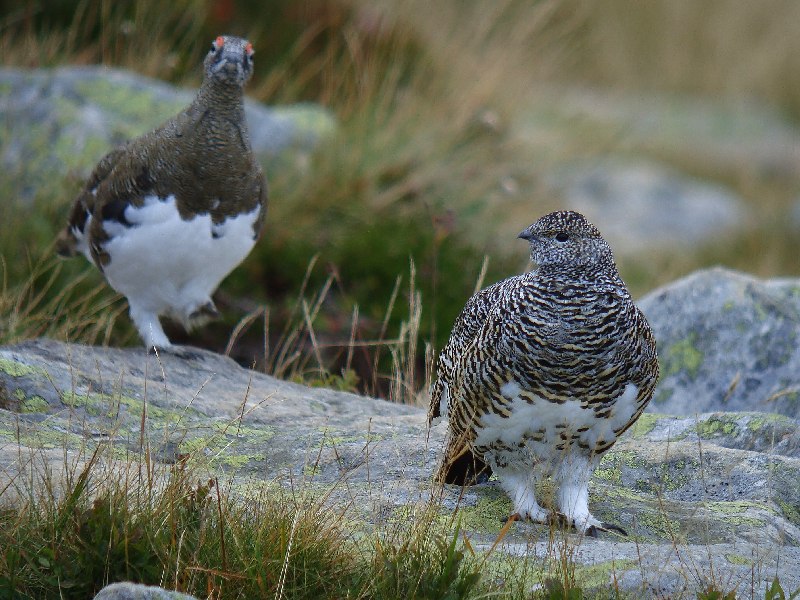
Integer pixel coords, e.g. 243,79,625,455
518,210,614,270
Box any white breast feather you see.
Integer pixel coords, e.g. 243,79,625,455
100,194,259,318
474,380,640,465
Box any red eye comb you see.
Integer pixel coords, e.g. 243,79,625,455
215,36,225,49
245,42,254,55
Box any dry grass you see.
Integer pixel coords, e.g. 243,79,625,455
0,0,798,393
563,0,800,119
1,5,800,594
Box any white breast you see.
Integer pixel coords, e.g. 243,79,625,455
99,194,259,320
474,381,640,469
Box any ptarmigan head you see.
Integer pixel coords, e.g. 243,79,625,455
518,210,614,270
204,35,255,87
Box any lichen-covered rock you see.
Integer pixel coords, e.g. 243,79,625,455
640,267,800,418
93,582,197,600
0,66,335,203
1,339,798,599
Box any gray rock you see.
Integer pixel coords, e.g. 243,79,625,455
94,582,197,600
0,66,335,203
545,160,750,255
1,338,799,599
640,267,800,417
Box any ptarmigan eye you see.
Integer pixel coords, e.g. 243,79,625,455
555,232,569,242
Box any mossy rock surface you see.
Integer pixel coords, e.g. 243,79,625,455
1,338,799,598
640,267,800,418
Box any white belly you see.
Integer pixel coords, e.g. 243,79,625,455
473,381,640,468
98,194,259,319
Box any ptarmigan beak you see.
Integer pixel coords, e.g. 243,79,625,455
518,227,535,241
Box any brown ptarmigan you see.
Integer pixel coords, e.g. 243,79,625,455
429,210,659,536
56,35,267,353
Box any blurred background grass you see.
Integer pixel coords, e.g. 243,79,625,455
1,0,799,399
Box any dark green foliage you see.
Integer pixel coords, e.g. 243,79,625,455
764,577,800,600
697,586,737,600
368,523,481,600
252,200,497,351
543,578,585,600
0,456,488,599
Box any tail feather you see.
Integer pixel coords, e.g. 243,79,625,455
55,228,79,257
435,441,492,485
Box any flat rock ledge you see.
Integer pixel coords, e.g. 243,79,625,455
1,339,798,599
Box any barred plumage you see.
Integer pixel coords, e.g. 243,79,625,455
429,210,658,535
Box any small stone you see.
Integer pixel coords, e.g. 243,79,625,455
93,582,197,600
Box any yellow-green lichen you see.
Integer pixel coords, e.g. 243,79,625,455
595,449,647,487
276,105,337,139
664,334,704,379
696,415,739,438
570,559,639,591
0,419,86,450
0,358,47,378
19,393,49,413
595,456,623,484
225,424,275,443
317,427,383,447
702,500,774,528
60,391,109,417
176,421,273,472
745,412,794,433
490,553,637,596
60,389,190,424
451,486,513,534
705,500,776,515
74,79,184,136
628,412,663,438
626,454,699,495
776,500,800,526
660,457,698,492
725,553,753,566
303,464,322,477
222,453,262,469
597,486,685,543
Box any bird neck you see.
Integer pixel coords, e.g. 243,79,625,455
193,81,246,120
532,263,624,289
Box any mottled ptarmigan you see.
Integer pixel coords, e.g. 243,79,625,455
56,35,267,353
429,210,658,536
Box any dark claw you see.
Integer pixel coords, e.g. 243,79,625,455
598,521,628,536
189,302,220,324
149,345,203,360
543,514,628,537
584,522,628,537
